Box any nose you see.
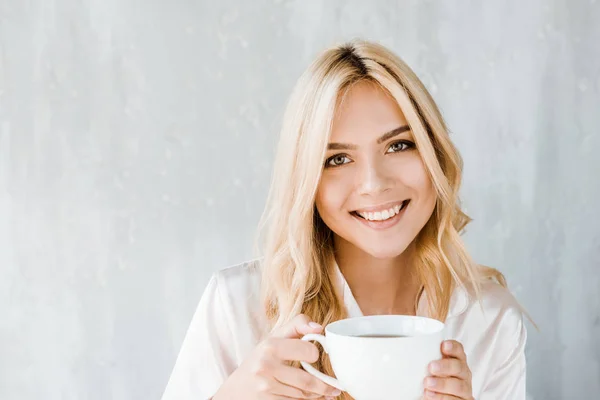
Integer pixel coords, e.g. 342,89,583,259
357,157,393,197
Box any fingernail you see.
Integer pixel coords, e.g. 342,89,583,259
444,341,453,351
332,389,342,395
308,322,322,329
425,377,437,388
430,362,441,373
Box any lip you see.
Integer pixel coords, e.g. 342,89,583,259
351,200,410,230
353,200,407,214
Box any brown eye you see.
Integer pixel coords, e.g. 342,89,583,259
386,140,415,153
325,154,351,167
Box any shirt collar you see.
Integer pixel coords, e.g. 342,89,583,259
330,260,470,319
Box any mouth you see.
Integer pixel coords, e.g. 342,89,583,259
350,200,410,229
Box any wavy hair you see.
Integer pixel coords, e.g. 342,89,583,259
255,39,505,397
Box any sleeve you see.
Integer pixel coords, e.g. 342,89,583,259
162,273,237,400
480,315,528,400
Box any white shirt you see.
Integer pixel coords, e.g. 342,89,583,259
162,260,527,400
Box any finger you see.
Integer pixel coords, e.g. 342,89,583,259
423,389,463,399
270,381,334,399
274,364,342,398
271,314,324,339
424,376,472,398
267,379,334,400
263,338,320,363
252,377,289,399
256,377,322,399
269,380,322,399
428,358,471,380
441,340,466,361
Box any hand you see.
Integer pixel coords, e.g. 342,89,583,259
212,314,342,400
423,340,474,400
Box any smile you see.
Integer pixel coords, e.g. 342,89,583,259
353,200,410,221
350,200,410,230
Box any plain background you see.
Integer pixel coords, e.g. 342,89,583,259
1,1,599,399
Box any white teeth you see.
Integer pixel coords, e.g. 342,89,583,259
356,202,406,221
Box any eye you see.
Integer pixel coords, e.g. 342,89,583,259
386,140,415,153
325,154,351,168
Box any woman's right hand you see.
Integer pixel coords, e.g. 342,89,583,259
212,314,342,400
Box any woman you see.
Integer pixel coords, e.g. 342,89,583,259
163,40,527,400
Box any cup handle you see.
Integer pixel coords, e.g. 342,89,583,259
299,334,344,391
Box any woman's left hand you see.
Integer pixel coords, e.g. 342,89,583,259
423,340,474,400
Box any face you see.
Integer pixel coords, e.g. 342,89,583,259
315,81,437,259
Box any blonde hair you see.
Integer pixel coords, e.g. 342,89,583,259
255,39,505,396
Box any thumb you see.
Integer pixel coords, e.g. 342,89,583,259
270,314,323,339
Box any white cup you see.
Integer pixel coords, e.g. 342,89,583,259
300,315,444,400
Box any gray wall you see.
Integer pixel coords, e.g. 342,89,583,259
1,1,598,399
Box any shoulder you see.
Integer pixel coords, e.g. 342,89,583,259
458,278,527,346
164,260,265,398
204,259,267,337
450,279,527,378
476,279,524,322
203,259,263,311
211,258,263,295
453,279,528,395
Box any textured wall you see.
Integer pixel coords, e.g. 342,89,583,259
1,1,599,399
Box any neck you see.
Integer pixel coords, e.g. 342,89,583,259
333,236,422,316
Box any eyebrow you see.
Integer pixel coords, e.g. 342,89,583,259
327,125,411,150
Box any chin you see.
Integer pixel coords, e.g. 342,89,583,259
359,243,411,260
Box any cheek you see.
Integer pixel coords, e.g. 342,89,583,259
398,156,436,198
315,173,352,218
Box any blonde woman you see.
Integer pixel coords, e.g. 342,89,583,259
163,40,527,400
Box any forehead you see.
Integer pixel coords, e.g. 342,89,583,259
330,80,409,142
